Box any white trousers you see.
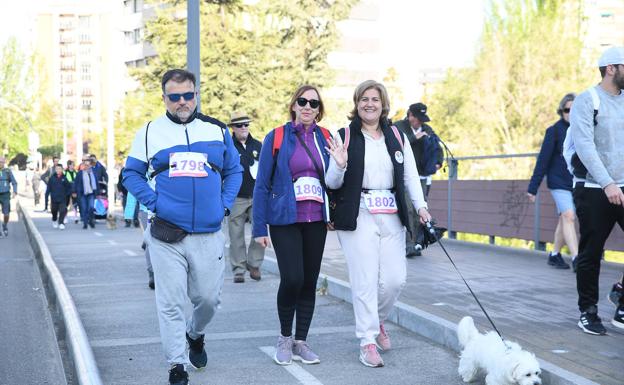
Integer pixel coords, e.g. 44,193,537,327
337,206,407,346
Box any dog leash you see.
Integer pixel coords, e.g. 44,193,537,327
425,221,506,343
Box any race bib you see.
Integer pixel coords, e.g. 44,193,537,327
169,152,209,178
293,176,323,203
363,189,398,214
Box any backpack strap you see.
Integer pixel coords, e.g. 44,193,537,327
272,125,285,157
318,126,332,142
391,125,404,149
588,86,600,126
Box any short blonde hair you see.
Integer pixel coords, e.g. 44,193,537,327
348,80,390,121
289,84,325,123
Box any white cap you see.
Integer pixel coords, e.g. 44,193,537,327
597,46,624,67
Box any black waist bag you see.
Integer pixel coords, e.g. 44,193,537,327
150,216,187,243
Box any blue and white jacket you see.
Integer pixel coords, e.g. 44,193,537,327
123,110,243,233
252,122,331,238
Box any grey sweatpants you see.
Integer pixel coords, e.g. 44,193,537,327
145,226,225,365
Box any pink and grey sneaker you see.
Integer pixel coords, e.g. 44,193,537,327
273,335,293,365
376,322,391,351
292,340,320,364
359,344,384,367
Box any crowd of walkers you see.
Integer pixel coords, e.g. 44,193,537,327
7,46,623,385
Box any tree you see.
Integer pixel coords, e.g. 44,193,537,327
116,0,357,153
426,0,594,179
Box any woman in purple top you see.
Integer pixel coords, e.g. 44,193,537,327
253,85,332,366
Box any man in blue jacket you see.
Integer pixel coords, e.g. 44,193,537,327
123,69,242,385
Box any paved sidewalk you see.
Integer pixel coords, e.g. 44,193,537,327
316,232,623,385
23,199,464,385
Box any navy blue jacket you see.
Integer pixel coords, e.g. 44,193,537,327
73,169,98,198
252,122,331,238
528,119,573,194
46,173,71,203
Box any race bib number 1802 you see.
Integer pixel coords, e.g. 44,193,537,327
364,189,398,214
169,152,209,178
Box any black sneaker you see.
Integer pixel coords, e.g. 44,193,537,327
148,272,155,290
607,282,623,306
547,253,570,269
168,364,188,385
572,257,578,273
612,304,624,330
578,311,607,335
186,333,207,369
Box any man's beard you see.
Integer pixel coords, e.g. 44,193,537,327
614,69,624,90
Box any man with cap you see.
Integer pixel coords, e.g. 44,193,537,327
568,46,624,335
228,111,265,283
394,103,443,257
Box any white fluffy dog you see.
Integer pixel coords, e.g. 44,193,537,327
457,316,542,385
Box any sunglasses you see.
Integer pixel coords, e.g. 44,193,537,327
166,92,195,102
563,108,571,113
296,97,320,109
233,123,249,128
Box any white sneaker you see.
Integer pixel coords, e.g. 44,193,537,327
59,224,65,230
63,217,68,224
52,222,58,229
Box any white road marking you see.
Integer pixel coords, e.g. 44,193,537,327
551,349,569,354
432,302,447,306
123,249,138,256
259,346,324,385
94,232,103,237
108,240,118,246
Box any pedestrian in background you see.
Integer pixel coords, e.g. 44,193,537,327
74,156,98,229
394,103,443,257
325,80,431,367
32,167,41,206
0,156,17,237
46,164,71,230
228,110,265,283
528,93,578,270
42,155,60,212
253,85,332,366
65,160,78,224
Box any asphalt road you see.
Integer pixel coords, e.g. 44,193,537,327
0,214,66,385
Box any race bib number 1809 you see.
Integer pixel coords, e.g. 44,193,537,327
364,189,398,214
293,176,324,203
169,152,209,178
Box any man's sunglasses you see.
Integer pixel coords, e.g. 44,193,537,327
166,92,195,102
563,108,571,113
296,97,320,109
233,123,249,128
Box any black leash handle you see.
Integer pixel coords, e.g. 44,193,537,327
424,221,506,343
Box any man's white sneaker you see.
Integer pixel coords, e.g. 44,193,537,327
52,222,58,229
59,224,65,230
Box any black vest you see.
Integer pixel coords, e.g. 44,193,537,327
331,118,409,231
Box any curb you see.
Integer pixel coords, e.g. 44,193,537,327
260,252,599,385
17,200,104,385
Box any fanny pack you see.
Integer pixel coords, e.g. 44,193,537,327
150,216,187,243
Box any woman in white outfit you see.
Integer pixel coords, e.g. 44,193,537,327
325,80,431,368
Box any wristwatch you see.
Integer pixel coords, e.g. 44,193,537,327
224,208,230,217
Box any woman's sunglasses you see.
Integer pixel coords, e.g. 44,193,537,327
563,108,571,113
233,123,249,128
296,97,320,109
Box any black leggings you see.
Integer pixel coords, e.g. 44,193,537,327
270,221,327,340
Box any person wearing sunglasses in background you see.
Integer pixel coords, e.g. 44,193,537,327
527,93,578,270
227,110,266,283
253,85,332,366
325,80,431,368
122,69,242,385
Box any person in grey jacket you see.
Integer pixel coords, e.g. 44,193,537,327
568,46,624,335
0,157,17,236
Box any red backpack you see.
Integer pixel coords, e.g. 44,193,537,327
272,125,332,156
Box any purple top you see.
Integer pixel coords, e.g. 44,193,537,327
289,121,324,223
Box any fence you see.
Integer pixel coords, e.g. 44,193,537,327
427,154,624,252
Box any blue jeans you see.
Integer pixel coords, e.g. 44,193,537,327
78,194,95,225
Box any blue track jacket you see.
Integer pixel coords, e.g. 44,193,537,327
252,122,331,238
123,111,243,233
